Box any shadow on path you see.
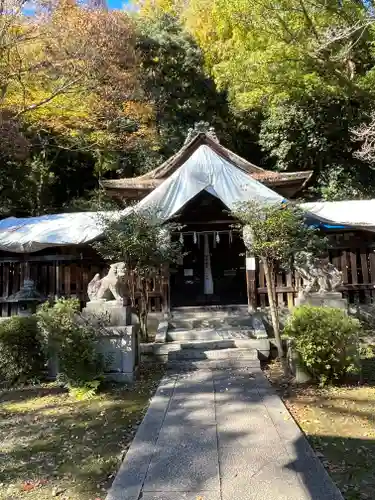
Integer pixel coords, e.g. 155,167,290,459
107,367,344,500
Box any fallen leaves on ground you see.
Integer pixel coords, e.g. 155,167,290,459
265,360,375,500
0,367,164,500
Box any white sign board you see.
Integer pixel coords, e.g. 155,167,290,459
246,257,256,271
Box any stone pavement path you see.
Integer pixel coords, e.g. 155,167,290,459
106,368,343,500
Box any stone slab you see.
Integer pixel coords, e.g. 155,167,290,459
98,326,138,375
106,368,343,500
106,376,178,500
171,371,215,400
216,405,281,448
219,443,287,479
213,372,262,403
167,397,216,425
142,424,220,492
221,454,310,500
141,492,221,500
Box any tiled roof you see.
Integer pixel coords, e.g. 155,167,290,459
102,170,312,189
101,132,312,192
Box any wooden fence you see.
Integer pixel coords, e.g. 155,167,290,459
257,232,375,308
0,250,167,317
1,231,375,317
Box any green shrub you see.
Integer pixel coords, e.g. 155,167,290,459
284,305,361,385
37,298,108,396
0,316,45,385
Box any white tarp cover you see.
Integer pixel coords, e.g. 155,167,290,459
301,200,375,231
0,144,284,253
136,144,284,219
6,146,374,253
0,212,106,253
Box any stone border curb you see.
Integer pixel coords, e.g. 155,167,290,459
155,320,169,343
105,375,178,500
257,374,344,500
251,312,268,339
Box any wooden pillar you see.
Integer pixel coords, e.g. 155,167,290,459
245,251,257,312
22,254,31,282
55,261,60,299
161,263,170,317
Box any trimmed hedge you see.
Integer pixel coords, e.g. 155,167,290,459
37,298,108,395
0,316,46,385
284,305,361,385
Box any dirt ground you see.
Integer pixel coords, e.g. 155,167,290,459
265,361,375,500
0,368,164,500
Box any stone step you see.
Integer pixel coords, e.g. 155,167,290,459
170,309,250,322
177,339,261,350
154,338,267,353
167,358,261,371
171,305,248,315
179,339,240,350
167,327,254,342
167,347,259,361
155,339,241,353
170,317,254,330
167,328,224,341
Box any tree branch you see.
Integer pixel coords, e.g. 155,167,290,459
14,76,84,118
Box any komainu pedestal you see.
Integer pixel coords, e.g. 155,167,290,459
295,291,347,310
81,263,139,381
295,251,347,310
82,299,131,327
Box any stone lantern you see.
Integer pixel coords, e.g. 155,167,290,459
7,279,46,316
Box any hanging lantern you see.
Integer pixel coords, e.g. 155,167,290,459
179,232,184,244
193,232,197,244
216,232,220,244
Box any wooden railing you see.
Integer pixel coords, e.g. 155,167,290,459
1,231,375,317
0,252,167,317
256,232,375,308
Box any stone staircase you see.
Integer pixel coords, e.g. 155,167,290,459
150,306,270,371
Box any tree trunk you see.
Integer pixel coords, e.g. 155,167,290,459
139,309,148,343
139,278,149,342
263,259,284,358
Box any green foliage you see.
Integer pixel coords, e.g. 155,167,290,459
92,210,182,339
93,210,183,277
134,13,229,161
258,96,375,200
0,316,45,385
68,381,101,401
284,305,361,385
233,201,324,268
37,299,107,396
0,9,233,215
65,188,122,212
175,0,374,107
4,0,375,213
139,0,375,201
233,200,325,358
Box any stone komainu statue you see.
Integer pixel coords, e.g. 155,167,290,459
295,251,342,294
87,262,127,301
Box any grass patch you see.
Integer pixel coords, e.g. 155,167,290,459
265,360,375,500
0,367,164,500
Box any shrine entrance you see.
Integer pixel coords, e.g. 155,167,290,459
170,230,247,307
169,190,248,307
